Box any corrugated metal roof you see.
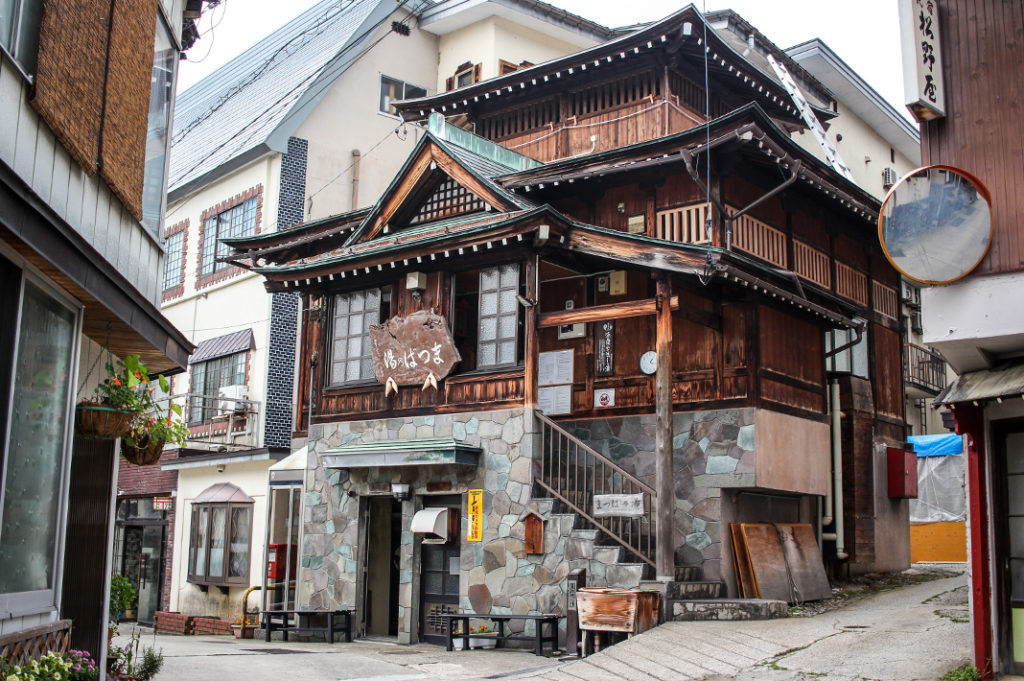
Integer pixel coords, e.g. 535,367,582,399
194,482,255,504
935,360,1024,405
169,0,387,193
189,329,255,365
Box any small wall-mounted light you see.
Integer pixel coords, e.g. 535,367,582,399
391,483,411,501
616,202,626,214
406,271,427,302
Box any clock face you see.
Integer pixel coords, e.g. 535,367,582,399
639,350,657,375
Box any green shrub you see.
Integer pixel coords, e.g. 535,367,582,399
109,574,138,622
938,664,981,681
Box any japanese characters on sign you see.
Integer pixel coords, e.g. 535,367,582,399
369,310,461,386
898,0,945,121
153,497,173,511
467,489,483,541
538,349,574,415
593,493,645,517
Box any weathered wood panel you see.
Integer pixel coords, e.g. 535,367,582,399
871,323,904,421
758,305,825,414
922,0,1024,274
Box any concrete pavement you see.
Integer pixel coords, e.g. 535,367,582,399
125,570,970,681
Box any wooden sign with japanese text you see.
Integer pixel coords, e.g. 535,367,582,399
369,310,461,386
467,489,483,541
898,0,945,121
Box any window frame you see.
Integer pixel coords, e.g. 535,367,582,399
476,263,521,371
327,288,387,389
0,0,43,76
161,220,187,298
187,501,253,587
198,195,258,279
825,318,870,379
378,74,426,117
0,244,81,618
141,11,177,235
188,351,247,425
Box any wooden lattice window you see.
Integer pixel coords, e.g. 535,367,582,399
408,177,486,226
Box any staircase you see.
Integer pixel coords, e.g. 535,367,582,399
533,412,785,622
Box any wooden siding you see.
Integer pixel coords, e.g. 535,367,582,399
0,54,162,304
922,0,1024,274
758,305,826,415
872,323,904,421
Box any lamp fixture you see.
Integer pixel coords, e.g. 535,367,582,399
391,483,411,501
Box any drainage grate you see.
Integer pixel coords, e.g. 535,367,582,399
242,648,304,655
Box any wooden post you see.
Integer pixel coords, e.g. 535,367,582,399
524,255,538,408
655,274,674,581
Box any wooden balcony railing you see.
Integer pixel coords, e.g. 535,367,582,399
904,343,947,395
835,261,869,306
731,211,787,269
873,281,899,321
793,239,831,288
535,412,655,568
656,203,709,243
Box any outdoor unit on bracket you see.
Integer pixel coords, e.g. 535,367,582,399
882,167,899,188
217,384,248,412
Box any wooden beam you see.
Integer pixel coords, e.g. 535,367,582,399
655,275,674,581
537,296,678,328
524,255,538,409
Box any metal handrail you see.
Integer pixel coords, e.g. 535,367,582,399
903,343,947,394
534,412,655,567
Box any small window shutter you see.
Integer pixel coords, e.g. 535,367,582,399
473,63,482,83
445,76,455,92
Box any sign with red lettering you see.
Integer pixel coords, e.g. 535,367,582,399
369,310,461,386
467,489,483,541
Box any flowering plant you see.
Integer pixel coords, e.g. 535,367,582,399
233,618,258,627
87,355,161,416
0,650,98,681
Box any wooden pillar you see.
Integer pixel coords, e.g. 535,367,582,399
524,255,538,408
655,274,674,580
954,403,993,678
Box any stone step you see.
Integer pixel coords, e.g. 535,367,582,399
592,546,622,564
675,565,702,582
603,563,645,589
569,528,598,541
667,598,788,621
527,498,555,516
665,580,724,600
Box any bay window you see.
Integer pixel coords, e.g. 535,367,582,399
188,484,253,587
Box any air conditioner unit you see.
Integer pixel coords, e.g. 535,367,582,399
882,167,898,188
218,385,248,412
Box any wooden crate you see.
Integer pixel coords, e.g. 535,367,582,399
576,588,660,634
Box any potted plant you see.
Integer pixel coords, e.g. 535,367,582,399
469,624,497,649
109,574,138,626
231,617,258,639
75,355,152,439
121,406,189,466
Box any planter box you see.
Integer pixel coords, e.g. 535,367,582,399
453,636,497,650
576,588,660,634
232,626,255,639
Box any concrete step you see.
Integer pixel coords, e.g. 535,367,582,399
665,580,724,600
667,598,788,621
592,546,622,564
527,498,555,516
675,565,702,582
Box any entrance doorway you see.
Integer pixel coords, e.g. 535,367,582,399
114,498,167,625
266,485,301,611
363,496,401,637
419,494,461,646
996,421,1024,674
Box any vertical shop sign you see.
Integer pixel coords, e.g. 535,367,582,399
467,489,483,541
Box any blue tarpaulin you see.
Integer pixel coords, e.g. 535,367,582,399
909,433,963,458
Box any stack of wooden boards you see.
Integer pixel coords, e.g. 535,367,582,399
730,523,831,603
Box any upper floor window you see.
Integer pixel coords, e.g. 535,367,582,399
330,288,390,385
189,351,246,424
0,0,43,74
188,484,253,587
200,196,257,277
452,264,521,371
825,320,869,379
162,222,186,294
379,75,425,116
141,14,176,234
445,62,480,91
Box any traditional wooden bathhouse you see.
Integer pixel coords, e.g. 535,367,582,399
227,6,908,644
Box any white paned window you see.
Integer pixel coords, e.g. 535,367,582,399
189,352,246,424
330,289,381,385
0,0,42,74
477,263,519,369
188,502,251,586
201,196,257,277
142,14,176,234
162,228,185,291
825,319,869,379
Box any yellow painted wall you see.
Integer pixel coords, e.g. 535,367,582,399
910,521,967,563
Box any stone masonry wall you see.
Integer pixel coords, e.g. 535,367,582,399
564,408,756,582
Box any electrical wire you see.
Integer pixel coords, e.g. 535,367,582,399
181,0,228,66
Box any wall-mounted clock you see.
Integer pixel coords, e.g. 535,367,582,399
639,350,657,375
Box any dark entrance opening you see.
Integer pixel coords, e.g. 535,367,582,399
419,494,461,645
364,496,402,636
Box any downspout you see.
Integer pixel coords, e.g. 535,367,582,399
351,150,361,211
821,379,848,560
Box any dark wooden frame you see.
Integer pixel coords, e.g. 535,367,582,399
187,501,253,588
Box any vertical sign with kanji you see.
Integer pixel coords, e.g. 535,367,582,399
467,489,483,541
898,0,945,121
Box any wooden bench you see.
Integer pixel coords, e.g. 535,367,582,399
262,609,353,643
439,613,561,656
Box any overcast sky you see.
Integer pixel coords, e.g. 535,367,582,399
178,0,910,123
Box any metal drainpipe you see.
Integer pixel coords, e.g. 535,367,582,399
351,150,361,211
821,379,848,559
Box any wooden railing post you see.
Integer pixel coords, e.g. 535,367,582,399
655,274,674,581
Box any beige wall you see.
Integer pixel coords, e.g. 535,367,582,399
791,102,917,200
436,17,586,92
168,460,272,620
298,12,438,219
754,409,831,495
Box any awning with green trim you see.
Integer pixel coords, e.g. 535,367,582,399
321,438,481,468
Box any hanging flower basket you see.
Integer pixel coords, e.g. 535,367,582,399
75,402,134,439
121,432,166,466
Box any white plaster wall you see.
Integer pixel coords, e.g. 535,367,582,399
922,271,1024,373
791,101,918,200
297,12,438,220
162,157,282,432
168,460,272,619
436,17,584,92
